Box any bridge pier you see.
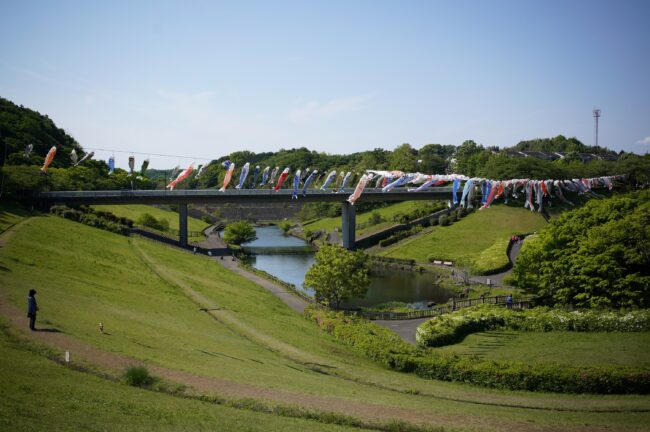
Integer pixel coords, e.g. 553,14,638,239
179,203,188,247
341,202,356,250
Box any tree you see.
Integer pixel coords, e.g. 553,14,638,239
304,244,370,309
223,221,257,245
389,143,418,172
512,190,650,308
453,140,487,176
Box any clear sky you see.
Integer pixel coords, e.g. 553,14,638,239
1,0,649,168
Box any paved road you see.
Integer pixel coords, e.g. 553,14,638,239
373,317,431,345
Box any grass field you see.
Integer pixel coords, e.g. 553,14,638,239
375,205,547,270
436,331,650,368
93,204,210,234
0,203,31,233
1,206,649,431
303,201,442,237
0,329,364,432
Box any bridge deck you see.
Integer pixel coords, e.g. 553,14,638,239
38,187,454,205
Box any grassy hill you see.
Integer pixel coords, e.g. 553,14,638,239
0,330,361,432
303,201,443,238
1,207,649,430
375,204,547,272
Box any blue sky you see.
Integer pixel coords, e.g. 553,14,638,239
1,0,649,168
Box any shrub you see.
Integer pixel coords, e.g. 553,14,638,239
278,220,292,234
137,213,169,232
438,215,449,226
50,205,132,235
368,211,384,226
123,365,155,387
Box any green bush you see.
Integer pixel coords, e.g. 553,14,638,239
137,213,169,232
123,365,155,387
368,211,384,226
305,305,650,394
278,220,292,234
416,305,650,348
438,215,449,226
50,205,131,235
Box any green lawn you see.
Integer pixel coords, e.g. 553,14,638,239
1,207,649,430
436,331,650,368
303,201,443,237
0,203,31,233
0,330,363,432
376,205,547,271
94,204,209,236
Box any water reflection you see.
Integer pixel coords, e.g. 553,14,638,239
242,226,452,307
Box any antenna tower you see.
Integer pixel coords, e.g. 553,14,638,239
593,109,601,148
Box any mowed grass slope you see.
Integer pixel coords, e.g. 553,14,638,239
376,205,547,268
94,204,209,233
1,211,649,430
0,330,363,432
436,331,650,368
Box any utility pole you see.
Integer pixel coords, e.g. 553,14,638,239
593,109,601,148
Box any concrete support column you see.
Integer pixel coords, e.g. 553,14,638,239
341,202,356,250
179,203,188,247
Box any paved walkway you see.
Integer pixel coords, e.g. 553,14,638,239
373,317,431,344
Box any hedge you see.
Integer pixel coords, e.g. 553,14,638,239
416,305,650,348
378,226,423,247
304,305,650,394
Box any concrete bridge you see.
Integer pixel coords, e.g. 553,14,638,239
38,187,454,249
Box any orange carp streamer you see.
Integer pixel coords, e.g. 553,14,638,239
219,162,236,192
41,146,57,172
166,163,194,190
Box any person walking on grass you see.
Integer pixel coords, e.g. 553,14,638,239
27,289,39,331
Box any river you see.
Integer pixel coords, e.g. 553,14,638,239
238,226,453,308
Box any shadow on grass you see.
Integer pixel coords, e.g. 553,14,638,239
35,328,62,333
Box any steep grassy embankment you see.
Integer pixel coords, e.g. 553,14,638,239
375,205,547,272
1,207,649,431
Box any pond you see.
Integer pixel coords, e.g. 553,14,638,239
241,225,453,308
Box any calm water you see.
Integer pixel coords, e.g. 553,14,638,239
243,226,452,308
